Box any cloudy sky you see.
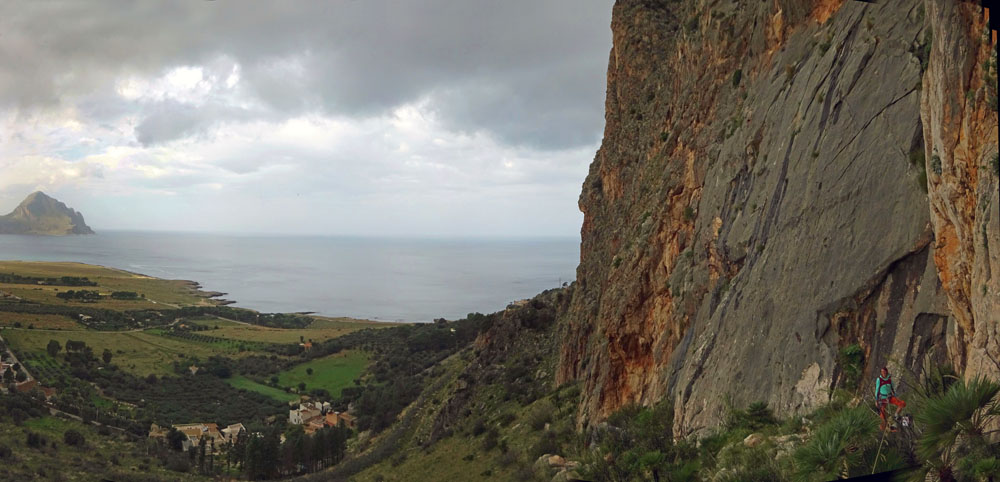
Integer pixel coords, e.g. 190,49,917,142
0,1,613,236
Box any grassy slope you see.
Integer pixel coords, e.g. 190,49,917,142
0,415,204,481
343,290,580,482
277,350,368,398
351,352,516,482
353,377,577,482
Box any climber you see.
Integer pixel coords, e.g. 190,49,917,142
875,366,905,432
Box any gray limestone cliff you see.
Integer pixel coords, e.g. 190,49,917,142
555,0,997,436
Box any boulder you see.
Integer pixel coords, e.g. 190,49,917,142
743,433,764,447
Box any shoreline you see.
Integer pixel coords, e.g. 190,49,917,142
0,259,398,326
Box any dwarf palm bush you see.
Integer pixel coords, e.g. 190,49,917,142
793,407,878,481
912,376,1000,481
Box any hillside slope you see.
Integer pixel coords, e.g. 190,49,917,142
556,0,997,436
0,191,95,235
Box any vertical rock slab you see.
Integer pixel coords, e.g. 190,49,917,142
920,0,998,380
557,0,973,436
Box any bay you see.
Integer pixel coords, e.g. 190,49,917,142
0,231,578,322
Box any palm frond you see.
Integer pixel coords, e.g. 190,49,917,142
793,407,876,481
914,376,1000,476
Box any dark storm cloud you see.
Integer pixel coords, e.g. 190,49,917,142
0,0,612,150
133,100,260,146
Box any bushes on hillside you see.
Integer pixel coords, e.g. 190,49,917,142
527,399,555,431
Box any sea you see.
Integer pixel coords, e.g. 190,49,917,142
0,231,579,322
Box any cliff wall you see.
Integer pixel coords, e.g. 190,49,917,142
557,0,997,436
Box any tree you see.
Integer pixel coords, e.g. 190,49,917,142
15,371,26,382
244,431,281,480
198,437,207,474
306,368,314,376
102,349,113,364
63,429,85,446
46,339,61,358
166,428,186,451
298,382,307,392
2,367,13,384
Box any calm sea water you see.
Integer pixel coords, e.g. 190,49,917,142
0,231,578,322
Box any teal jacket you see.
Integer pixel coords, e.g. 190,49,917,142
876,375,894,400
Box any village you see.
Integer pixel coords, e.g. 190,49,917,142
147,397,356,453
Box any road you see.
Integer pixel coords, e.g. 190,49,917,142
0,331,34,384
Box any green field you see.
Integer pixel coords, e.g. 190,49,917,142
2,327,247,377
226,375,300,403
277,350,369,398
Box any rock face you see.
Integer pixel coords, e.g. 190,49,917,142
920,0,999,383
557,0,997,437
0,191,95,235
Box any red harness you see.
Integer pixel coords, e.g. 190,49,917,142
877,375,893,403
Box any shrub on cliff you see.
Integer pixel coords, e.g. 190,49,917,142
837,343,864,390
722,399,779,432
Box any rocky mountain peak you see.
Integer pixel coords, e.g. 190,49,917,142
0,191,95,235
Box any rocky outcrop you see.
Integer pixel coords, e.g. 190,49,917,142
919,0,998,380
0,191,95,235
557,0,996,436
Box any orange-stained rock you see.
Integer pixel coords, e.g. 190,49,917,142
555,0,993,437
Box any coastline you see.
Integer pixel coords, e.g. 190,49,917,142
0,260,388,325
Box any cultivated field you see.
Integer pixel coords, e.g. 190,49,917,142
187,316,396,345
0,312,84,330
2,328,249,377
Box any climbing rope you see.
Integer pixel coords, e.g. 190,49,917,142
871,422,889,474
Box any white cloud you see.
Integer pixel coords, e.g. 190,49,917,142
0,96,593,236
0,0,611,236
